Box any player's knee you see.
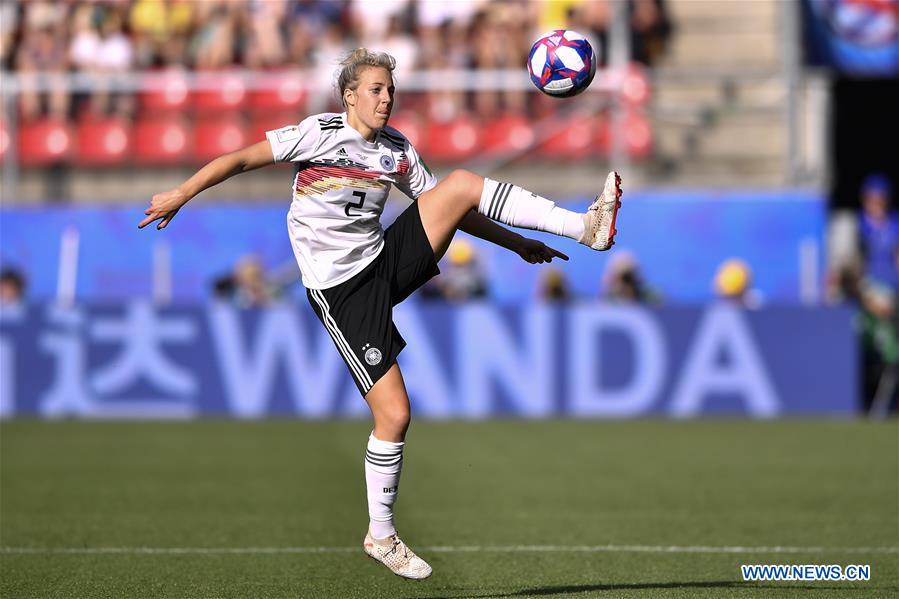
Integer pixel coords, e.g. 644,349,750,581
445,169,483,205
382,407,411,438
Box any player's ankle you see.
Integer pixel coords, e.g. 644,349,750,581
577,212,592,244
369,521,397,541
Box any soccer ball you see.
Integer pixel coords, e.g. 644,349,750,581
527,30,597,97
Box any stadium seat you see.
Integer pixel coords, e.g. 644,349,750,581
620,63,651,107
0,120,8,162
537,111,598,159
18,119,74,165
193,116,248,163
191,72,247,113
623,111,653,160
75,117,132,166
134,118,190,165
248,72,307,113
421,117,481,163
481,114,535,156
139,71,190,114
593,113,611,157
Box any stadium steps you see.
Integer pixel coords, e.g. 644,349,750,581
645,0,786,184
664,0,779,68
652,100,785,157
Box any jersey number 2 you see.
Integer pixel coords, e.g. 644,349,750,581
345,191,366,217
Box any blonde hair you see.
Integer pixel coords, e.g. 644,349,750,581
335,48,396,108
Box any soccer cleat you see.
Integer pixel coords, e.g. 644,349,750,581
363,530,433,580
579,170,623,251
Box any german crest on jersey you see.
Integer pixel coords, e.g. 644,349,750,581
379,154,395,171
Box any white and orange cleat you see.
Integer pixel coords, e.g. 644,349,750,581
363,530,433,580
580,171,623,251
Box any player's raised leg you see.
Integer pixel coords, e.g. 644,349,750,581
417,169,622,259
360,363,432,580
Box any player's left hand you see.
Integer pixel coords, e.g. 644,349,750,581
515,237,569,264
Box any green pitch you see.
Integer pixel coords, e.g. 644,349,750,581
1,420,896,598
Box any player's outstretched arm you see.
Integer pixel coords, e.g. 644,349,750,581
138,140,275,230
458,210,569,264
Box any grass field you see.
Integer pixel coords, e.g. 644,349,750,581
1,420,896,598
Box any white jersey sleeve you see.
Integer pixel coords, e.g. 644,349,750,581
393,141,438,200
266,117,321,163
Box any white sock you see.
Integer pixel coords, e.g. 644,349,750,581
478,178,585,241
365,433,404,539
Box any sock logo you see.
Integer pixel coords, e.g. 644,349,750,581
382,486,397,494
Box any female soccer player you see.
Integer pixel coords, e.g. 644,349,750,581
139,49,621,580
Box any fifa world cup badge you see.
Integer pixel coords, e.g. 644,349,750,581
365,347,383,366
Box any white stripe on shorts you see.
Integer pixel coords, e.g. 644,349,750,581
309,289,374,392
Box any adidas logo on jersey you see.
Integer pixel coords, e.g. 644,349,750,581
336,147,348,157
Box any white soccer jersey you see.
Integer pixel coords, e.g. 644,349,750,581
266,112,437,289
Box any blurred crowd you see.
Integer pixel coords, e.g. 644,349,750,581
397,238,755,307
1,0,672,121
201,238,762,310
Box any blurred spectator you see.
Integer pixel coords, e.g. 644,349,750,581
380,14,418,80
0,1,19,69
630,0,673,66
830,260,899,414
69,5,101,74
858,174,899,291
244,0,289,69
287,0,348,76
129,0,193,68
583,0,673,67
309,20,355,112
425,238,488,302
537,267,572,302
70,6,135,118
602,251,657,303
418,19,466,121
442,238,488,301
579,0,612,65
417,0,483,30
537,0,585,32
469,4,528,117
233,255,277,307
191,1,240,70
210,255,278,307
15,1,69,120
290,0,346,33
827,208,861,276
713,258,761,308
0,268,27,306
352,0,409,46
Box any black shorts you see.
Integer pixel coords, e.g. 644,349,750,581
306,201,439,396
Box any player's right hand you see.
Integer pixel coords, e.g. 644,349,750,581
138,189,188,230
